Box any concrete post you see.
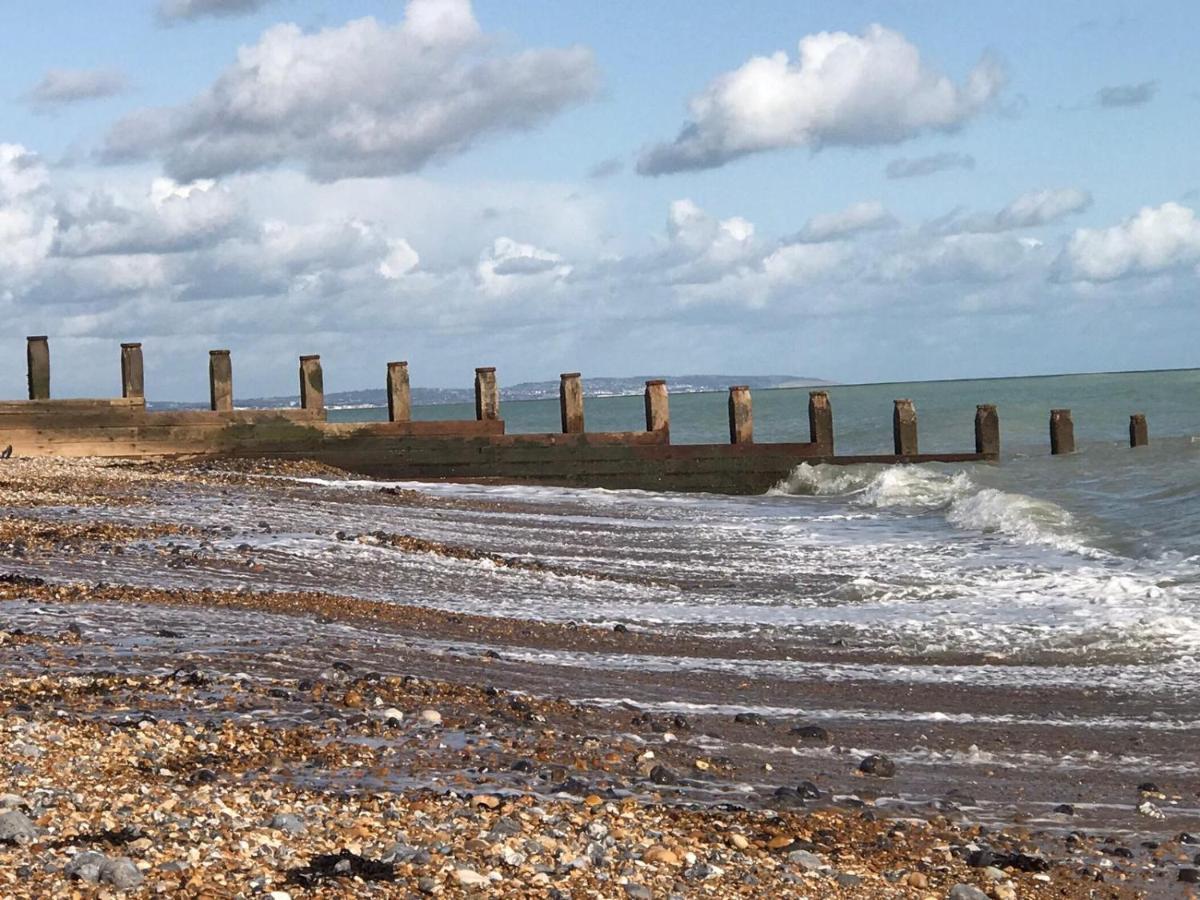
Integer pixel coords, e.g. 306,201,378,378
475,367,499,421
387,361,411,423
893,399,918,456
975,404,1000,457
26,336,50,400
1049,409,1075,455
299,355,324,412
728,386,753,444
209,350,233,413
644,380,669,434
1129,413,1148,448
559,372,585,434
808,390,833,453
120,343,144,400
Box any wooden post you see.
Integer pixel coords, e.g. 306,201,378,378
975,404,999,457
559,372,584,434
893,399,918,456
644,380,669,434
1049,409,1075,455
1129,413,1148,448
475,367,499,421
728,386,753,444
387,361,411,423
120,343,144,400
808,390,833,453
26,336,50,400
209,350,233,413
299,355,324,413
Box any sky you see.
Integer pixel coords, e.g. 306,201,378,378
0,0,1197,400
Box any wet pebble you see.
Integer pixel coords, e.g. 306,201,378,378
858,754,895,778
789,724,829,742
1053,803,1075,815
733,712,767,726
648,765,677,785
1180,868,1200,884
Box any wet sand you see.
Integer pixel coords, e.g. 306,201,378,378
1,458,1198,897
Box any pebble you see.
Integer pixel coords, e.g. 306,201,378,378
947,885,989,900
99,856,144,891
643,846,679,865
0,809,38,845
858,754,896,777
453,868,490,887
268,812,306,834
1053,803,1075,815
420,709,443,726
64,850,109,882
648,765,677,785
789,724,830,742
788,849,823,870
623,884,653,899
379,707,404,724
0,794,25,810
1137,800,1165,819
729,833,749,850
1180,868,1200,884
982,866,1006,882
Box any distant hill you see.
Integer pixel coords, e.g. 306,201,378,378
149,374,830,411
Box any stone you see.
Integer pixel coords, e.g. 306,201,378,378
420,709,443,726
624,884,653,899
797,780,821,799
1180,868,1200,884
417,876,438,894
99,857,144,891
790,724,829,742
453,868,489,887
947,885,989,900
65,850,109,882
982,866,1006,882
0,810,38,845
643,846,679,865
1053,804,1075,815
729,833,749,850
648,765,677,785
269,812,306,834
733,712,767,726
858,754,895,777
1137,800,1165,819
905,871,928,888
788,849,823,870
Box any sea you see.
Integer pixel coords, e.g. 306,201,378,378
316,368,1200,673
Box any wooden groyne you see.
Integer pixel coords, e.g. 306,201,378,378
1,337,1005,494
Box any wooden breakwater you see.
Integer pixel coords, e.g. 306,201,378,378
1,336,1007,494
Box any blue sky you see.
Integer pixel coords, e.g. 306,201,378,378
0,0,1196,399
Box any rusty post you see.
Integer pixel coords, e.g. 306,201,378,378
1129,413,1148,448
644,380,669,434
26,336,50,400
893,399,918,456
299,355,324,413
387,361,411,423
975,404,999,457
559,373,585,434
120,343,144,400
1050,409,1075,455
209,350,233,413
728,386,753,444
808,390,833,453
475,367,499,421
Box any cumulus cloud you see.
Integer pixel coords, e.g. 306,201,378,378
476,237,570,296
934,187,1092,234
157,0,275,23
0,145,56,294
791,201,896,243
638,24,1004,175
875,232,1044,284
25,68,128,110
1096,81,1157,108
885,152,975,179
1059,202,1200,281
105,1,599,182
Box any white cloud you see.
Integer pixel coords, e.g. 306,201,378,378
157,0,275,23
0,145,55,294
1059,202,1200,281
106,1,599,182
876,232,1044,284
885,152,975,179
792,200,896,243
378,239,420,279
25,68,128,110
638,24,1004,175
934,187,1092,234
476,237,569,296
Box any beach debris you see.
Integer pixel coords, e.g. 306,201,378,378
287,849,395,886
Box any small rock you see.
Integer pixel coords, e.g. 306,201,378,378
788,849,823,871
648,765,677,785
623,884,653,900
643,846,679,866
733,712,768,726
858,754,895,777
789,724,829,742
905,871,928,889
419,709,443,726
1180,868,1200,884
501,847,525,867
0,794,25,810
99,857,143,891
982,866,1006,882
269,812,306,834
1137,800,1165,819
453,868,489,887
1053,803,1075,815
947,885,989,900
417,876,439,894
379,707,404,724
729,833,749,850
65,850,109,882
0,810,38,845
471,794,501,810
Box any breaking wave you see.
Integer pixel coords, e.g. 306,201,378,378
771,463,1101,556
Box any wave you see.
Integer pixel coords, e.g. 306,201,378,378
771,463,1100,556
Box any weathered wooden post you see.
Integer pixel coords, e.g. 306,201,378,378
893,399,918,456
644,380,669,434
728,386,753,444
559,372,585,434
475,367,499,421
26,336,50,400
1129,413,1148,448
387,361,411,423
975,404,999,457
209,350,233,413
120,343,144,400
808,390,833,453
1049,409,1075,455
299,355,324,412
